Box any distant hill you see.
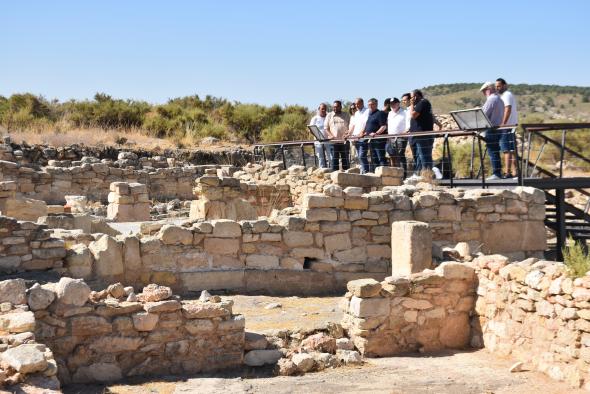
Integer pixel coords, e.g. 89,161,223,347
423,83,590,123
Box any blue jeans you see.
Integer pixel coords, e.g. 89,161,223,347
369,139,387,171
314,141,333,168
410,139,420,174
485,129,502,177
415,138,434,172
355,140,370,174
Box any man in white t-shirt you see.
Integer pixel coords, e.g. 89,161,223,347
385,98,407,172
496,78,518,178
346,98,369,172
309,103,331,168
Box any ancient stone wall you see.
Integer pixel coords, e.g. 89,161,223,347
472,255,590,389
189,172,293,221
53,186,546,295
0,216,66,274
340,262,477,357
0,277,244,386
0,160,222,204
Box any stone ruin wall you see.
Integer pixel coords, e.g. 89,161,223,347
0,278,244,387
0,216,65,273
341,262,477,357
0,159,214,204
0,183,547,295
340,255,590,390
473,255,590,389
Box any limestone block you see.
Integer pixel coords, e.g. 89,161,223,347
181,302,230,319
1,344,47,374
89,235,124,279
0,311,35,333
180,270,245,292
283,231,314,248
2,198,47,221
55,277,91,306
0,278,27,305
65,244,93,280
324,233,352,253
204,238,239,255
344,196,369,210
439,312,470,348
334,246,366,263
122,235,141,283
349,296,389,318
481,220,546,253
305,208,338,222
212,219,242,238
375,166,403,178
331,171,381,188
391,221,432,276
347,278,382,298
435,262,475,281
132,312,159,331
72,362,122,383
110,182,129,194
27,283,56,311
246,254,280,269
303,194,344,208
158,225,193,245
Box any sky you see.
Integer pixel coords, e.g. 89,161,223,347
1,0,589,109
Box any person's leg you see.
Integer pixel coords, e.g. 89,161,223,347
331,143,341,171
378,139,387,167
410,139,420,174
324,142,333,167
420,138,434,170
369,139,385,171
314,141,326,168
357,140,370,174
398,139,408,177
485,130,502,177
342,142,350,170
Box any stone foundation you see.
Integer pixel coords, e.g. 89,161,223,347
341,262,477,357
473,255,590,389
0,278,244,386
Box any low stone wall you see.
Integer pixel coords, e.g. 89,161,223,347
473,255,590,389
189,172,292,221
0,160,227,204
0,277,244,386
0,216,66,274
107,181,151,222
340,262,477,357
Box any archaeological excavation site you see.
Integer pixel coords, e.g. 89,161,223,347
0,137,589,393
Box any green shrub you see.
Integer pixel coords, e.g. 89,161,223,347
563,236,590,278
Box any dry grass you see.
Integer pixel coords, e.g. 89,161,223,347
7,127,177,151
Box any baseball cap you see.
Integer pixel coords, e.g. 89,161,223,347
480,82,494,91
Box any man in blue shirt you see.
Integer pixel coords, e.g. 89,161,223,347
363,98,388,172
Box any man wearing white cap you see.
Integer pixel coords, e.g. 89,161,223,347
480,82,505,180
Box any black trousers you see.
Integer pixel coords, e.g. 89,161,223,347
332,142,350,171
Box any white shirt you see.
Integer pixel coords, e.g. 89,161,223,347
404,106,412,131
309,114,327,138
350,107,369,136
500,91,518,125
387,108,406,135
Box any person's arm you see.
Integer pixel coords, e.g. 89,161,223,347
502,105,512,126
324,114,334,139
374,112,388,135
410,100,422,119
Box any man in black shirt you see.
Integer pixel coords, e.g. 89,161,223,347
409,89,434,174
364,98,388,172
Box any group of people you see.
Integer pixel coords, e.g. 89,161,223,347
310,78,518,180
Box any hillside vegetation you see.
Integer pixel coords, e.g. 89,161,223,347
1,83,590,147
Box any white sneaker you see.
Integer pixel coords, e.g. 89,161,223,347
486,174,501,181
432,167,443,180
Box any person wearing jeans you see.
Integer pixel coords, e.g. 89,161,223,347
480,81,505,180
324,100,350,171
408,90,435,175
364,98,388,172
309,103,331,168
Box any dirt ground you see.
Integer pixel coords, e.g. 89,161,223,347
63,295,583,394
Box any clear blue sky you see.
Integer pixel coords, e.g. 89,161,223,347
1,0,589,109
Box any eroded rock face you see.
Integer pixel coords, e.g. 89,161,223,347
27,283,56,311
1,344,48,374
